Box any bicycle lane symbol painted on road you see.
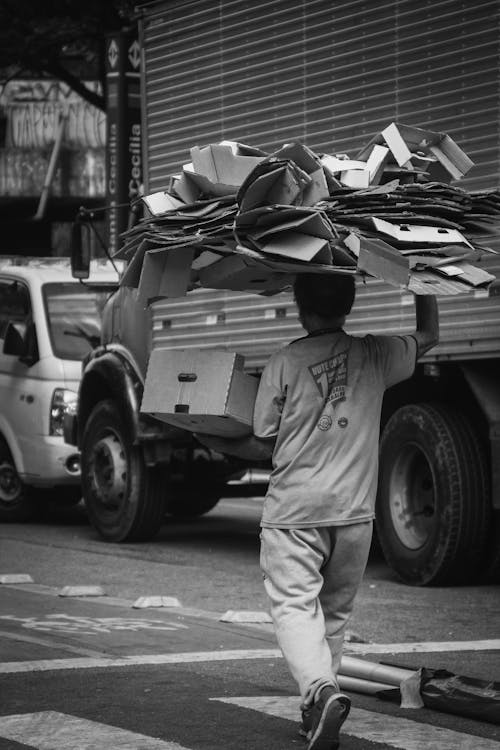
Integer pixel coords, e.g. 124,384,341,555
0,614,189,635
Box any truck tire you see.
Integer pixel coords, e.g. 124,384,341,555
0,441,36,522
81,399,166,542
376,402,490,586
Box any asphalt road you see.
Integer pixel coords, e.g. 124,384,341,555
0,495,499,749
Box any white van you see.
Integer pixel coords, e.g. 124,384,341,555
0,257,119,521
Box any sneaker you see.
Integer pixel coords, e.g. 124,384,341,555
302,687,351,750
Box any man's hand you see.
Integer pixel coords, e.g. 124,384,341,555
413,294,439,357
195,433,275,461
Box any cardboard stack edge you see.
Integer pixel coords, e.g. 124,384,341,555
118,122,500,305
123,123,500,436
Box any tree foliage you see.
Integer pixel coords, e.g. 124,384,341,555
0,0,137,110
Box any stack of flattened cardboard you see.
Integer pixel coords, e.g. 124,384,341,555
119,122,499,304
131,124,500,437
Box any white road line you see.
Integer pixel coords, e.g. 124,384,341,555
345,640,500,655
1,639,499,674
0,648,283,674
0,711,188,749
214,696,500,750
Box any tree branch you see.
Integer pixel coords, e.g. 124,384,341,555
43,60,105,110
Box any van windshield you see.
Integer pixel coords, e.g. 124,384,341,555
43,283,110,360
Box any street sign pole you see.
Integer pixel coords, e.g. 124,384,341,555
105,30,142,256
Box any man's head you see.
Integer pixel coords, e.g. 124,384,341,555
293,273,356,331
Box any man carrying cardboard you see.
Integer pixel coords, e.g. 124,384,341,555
197,273,439,750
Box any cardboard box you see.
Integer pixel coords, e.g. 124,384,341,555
170,171,202,204
435,262,496,287
234,243,356,277
320,155,367,173
242,207,334,263
340,169,370,188
137,247,195,306
354,236,410,286
272,143,330,205
142,191,184,215
199,254,293,294
188,144,264,196
428,134,474,182
365,144,390,184
357,122,474,182
260,231,332,264
371,217,472,247
120,239,150,288
238,164,302,211
141,349,259,437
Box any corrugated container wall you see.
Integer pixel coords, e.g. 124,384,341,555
138,0,500,370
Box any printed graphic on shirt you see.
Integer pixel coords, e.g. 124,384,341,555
308,350,349,430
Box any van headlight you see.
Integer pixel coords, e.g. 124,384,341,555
50,389,78,437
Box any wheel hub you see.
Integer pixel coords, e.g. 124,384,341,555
389,444,435,550
90,434,127,509
0,461,23,504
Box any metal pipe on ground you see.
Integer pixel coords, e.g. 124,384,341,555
339,655,416,687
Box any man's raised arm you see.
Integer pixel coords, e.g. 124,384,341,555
413,294,439,357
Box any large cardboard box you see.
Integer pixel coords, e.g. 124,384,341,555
141,349,259,437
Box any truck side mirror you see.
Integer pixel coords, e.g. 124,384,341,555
71,218,91,280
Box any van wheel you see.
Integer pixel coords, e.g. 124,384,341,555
81,399,166,542
0,442,36,522
0,440,36,523
376,403,490,586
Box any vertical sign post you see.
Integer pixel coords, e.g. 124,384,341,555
105,30,142,255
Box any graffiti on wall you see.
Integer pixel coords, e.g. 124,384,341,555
0,148,106,197
0,80,106,148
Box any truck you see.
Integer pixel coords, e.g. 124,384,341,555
65,0,500,586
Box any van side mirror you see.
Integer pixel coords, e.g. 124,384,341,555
3,322,38,366
3,322,26,357
71,217,91,280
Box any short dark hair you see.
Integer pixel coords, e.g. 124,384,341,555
293,273,356,318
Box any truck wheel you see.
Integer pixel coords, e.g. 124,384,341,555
376,403,489,586
81,399,166,542
0,442,36,522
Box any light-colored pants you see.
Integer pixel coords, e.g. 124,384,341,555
260,522,373,707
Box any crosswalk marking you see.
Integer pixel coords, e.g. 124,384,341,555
0,647,282,674
1,699,498,749
346,639,500,655
2,638,499,675
213,696,500,750
0,711,189,749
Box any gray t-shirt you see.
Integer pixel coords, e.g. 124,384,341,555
253,330,417,528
